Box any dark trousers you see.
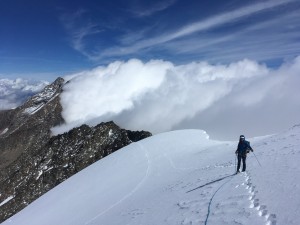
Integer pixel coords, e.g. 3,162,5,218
237,155,246,172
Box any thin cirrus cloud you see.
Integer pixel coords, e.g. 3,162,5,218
130,0,178,17
52,56,300,140
161,10,300,63
89,0,298,61
161,0,295,41
60,9,103,59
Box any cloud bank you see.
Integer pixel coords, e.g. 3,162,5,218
0,78,48,110
54,57,300,140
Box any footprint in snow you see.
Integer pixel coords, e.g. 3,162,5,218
266,214,277,225
243,172,277,225
250,198,259,208
177,199,208,210
258,205,268,217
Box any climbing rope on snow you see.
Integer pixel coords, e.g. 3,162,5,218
204,175,234,225
186,174,234,193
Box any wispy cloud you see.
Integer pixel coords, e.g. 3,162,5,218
71,23,101,53
86,0,295,61
61,1,178,58
94,0,298,61
60,9,102,58
60,0,299,65
130,0,177,17
160,10,300,62
161,0,295,41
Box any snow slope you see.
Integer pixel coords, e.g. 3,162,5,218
2,126,300,225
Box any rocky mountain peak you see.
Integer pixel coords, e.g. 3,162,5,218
0,77,65,139
0,77,151,223
21,77,64,114
0,77,65,170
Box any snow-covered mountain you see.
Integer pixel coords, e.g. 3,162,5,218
2,125,299,225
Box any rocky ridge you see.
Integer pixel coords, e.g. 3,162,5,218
0,78,151,223
0,77,65,169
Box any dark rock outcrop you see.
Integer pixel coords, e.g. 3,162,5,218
0,77,65,169
0,78,151,223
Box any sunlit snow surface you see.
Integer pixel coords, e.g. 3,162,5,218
3,127,300,225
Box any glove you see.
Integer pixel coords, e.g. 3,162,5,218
251,149,254,152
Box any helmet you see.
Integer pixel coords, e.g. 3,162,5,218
240,135,245,139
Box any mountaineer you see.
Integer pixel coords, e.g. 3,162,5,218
235,135,253,173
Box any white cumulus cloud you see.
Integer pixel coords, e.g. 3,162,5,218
52,57,300,140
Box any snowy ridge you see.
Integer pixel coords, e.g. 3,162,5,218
23,93,60,115
22,88,60,115
2,127,300,225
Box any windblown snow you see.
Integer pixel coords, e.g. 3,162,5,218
3,125,300,225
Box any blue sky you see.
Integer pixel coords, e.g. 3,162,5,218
1,0,300,81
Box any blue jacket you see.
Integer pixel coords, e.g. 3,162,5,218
236,140,253,156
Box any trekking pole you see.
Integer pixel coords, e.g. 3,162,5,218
252,151,262,167
234,154,237,173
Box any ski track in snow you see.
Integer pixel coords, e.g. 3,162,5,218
85,143,151,225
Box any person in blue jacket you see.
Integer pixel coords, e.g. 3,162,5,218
235,135,253,173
